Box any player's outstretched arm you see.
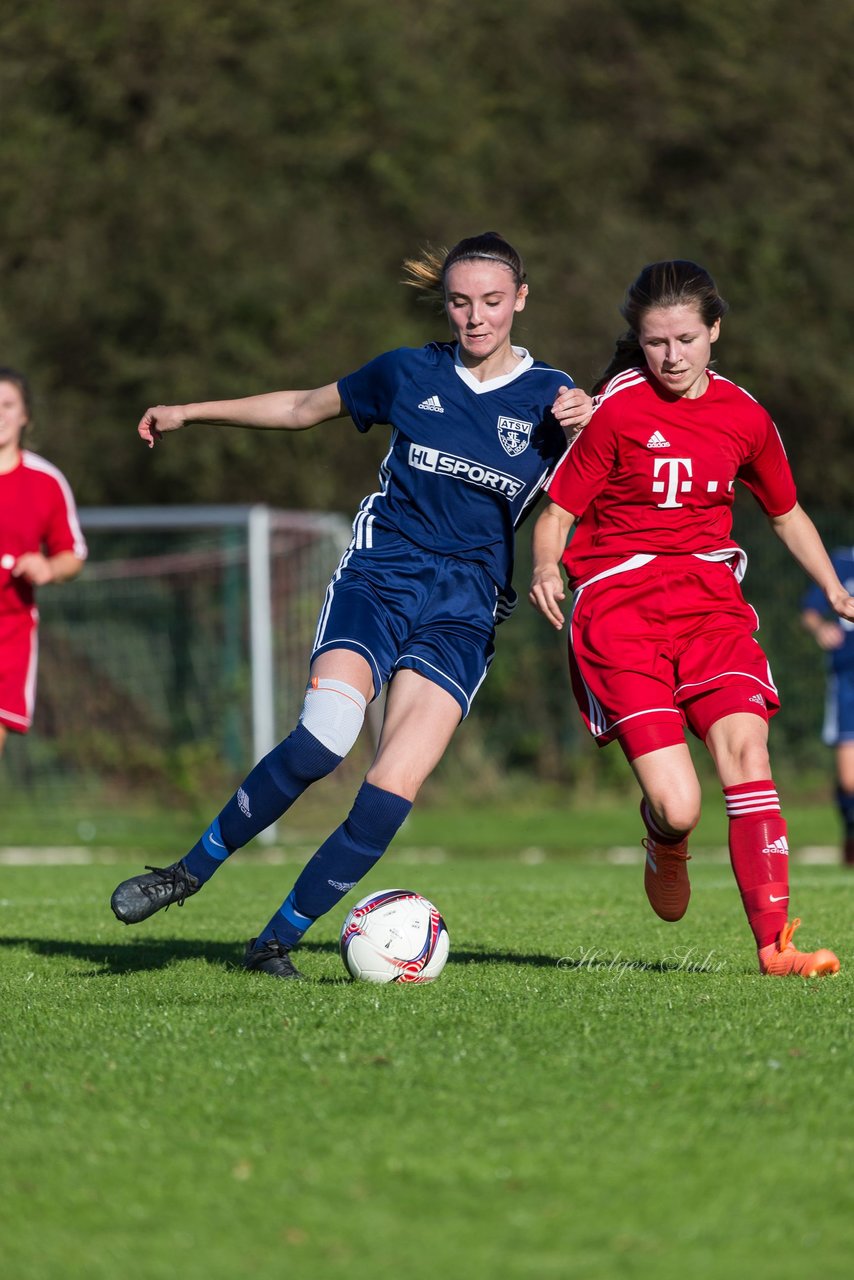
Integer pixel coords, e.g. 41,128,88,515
771,503,854,623
137,383,346,448
529,501,576,630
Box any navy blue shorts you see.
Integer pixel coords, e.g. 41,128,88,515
824,670,854,745
311,528,507,718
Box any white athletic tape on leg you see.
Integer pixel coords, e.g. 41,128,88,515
299,678,367,757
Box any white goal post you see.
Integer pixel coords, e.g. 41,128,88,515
78,504,354,772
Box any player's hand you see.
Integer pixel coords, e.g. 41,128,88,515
828,587,854,627
552,386,594,438
11,552,53,585
138,404,186,448
529,566,567,630
813,618,845,650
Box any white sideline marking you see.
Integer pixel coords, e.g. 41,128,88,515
0,847,96,864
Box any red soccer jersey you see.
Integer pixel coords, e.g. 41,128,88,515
0,450,87,616
545,367,797,587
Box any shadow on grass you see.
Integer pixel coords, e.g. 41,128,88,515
1,934,559,976
0,934,336,976
1,934,698,978
450,945,721,975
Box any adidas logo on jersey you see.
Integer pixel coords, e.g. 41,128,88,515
761,837,789,856
418,395,444,413
646,431,670,448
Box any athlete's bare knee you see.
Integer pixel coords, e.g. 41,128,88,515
310,649,375,703
646,793,701,836
709,736,771,785
706,713,771,784
641,770,702,832
633,748,701,834
835,743,854,792
365,762,424,803
366,738,436,801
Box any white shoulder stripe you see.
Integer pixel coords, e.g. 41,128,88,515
595,369,647,405
21,450,88,559
532,365,577,383
706,369,761,405
707,371,788,455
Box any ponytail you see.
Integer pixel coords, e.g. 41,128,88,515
402,231,525,302
591,333,643,396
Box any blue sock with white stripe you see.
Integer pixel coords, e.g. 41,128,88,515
181,724,342,885
254,781,413,948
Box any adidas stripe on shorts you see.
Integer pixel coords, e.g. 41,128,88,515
311,526,503,718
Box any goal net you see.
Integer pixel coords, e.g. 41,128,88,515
1,506,354,842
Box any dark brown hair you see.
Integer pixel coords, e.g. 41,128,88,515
592,260,729,395
0,366,32,417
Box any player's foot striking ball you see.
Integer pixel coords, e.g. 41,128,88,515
242,936,303,979
757,918,840,977
110,861,201,924
109,232,594,980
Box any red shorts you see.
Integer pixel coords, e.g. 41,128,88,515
0,607,39,733
567,556,779,755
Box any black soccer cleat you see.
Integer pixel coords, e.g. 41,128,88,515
110,861,201,924
242,936,304,980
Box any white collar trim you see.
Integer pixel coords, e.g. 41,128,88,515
453,345,534,393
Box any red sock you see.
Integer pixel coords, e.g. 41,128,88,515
724,781,789,948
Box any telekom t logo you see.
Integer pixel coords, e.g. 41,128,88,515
651,457,692,508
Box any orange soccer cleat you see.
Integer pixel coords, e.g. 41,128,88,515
643,835,691,922
758,919,841,978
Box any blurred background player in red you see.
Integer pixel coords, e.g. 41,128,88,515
801,546,854,866
531,261,853,977
0,367,87,756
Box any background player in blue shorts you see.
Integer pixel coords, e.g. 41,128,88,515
801,546,854,865
110,232,592,976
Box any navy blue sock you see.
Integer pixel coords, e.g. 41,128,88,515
182,724,342,884
255,782,413,948
837,785,854,838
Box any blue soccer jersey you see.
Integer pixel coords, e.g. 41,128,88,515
338,342,573,594
802,547,854,675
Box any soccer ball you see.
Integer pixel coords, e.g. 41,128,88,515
339,889,449,984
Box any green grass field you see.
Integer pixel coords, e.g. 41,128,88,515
1,835,851,1280
0,783,846,854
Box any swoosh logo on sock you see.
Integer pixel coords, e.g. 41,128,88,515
769,894,789,902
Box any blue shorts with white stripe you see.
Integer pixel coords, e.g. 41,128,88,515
311,526,510,718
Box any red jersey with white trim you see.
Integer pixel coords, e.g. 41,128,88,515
545,367,797,588
0,450,87,616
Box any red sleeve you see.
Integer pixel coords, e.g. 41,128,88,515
545,402,618,516
41,471,86,559
737,411,797,516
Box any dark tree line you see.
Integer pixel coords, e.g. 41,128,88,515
1,0,851,514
